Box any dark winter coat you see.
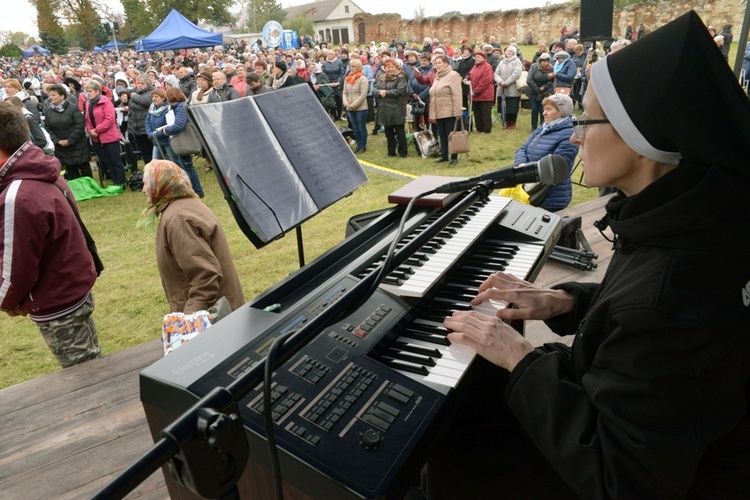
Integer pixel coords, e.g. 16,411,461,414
374,72,407,126
514,117,577,211
207,84,240,103
127,85,153,136
526,62,554,101
43,100,90,166
179,74,197,102
322,58,346,90
509,164,750,498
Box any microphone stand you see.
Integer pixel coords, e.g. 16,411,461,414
94,181,495,500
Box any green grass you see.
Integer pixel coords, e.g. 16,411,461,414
0,103,599,390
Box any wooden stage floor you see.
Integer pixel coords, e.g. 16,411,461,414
0,196,612,499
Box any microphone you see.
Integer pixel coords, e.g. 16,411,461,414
434,154,569,193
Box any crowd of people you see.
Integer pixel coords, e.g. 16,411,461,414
0,20,692,182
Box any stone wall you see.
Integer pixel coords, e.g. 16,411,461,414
352,0,746,46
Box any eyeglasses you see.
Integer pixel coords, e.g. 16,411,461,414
571,113,610,138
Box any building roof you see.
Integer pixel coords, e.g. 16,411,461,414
284,0,361,22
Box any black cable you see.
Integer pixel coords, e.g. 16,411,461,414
263,330,296,500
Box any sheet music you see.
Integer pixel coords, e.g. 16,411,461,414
189,98,318,242
255,86,368,209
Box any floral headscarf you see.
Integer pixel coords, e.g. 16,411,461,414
136,159,198,230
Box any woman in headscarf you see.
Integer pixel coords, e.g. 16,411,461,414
84,79,126,186
342,58,369,154
138,160,245,314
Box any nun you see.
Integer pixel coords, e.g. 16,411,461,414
427,11,750,499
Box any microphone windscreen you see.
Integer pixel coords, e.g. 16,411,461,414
537,154,570,184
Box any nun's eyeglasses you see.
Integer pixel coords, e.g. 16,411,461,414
572,114,610,138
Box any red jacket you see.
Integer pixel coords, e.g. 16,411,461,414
0,143,97,321
468,60,496,102
84,95,121,144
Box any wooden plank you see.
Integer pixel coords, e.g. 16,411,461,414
0,339,162,416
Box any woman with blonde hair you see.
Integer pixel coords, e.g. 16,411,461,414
138,160,244,313
343,58,369,154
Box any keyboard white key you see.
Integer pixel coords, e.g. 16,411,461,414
380,197,512,298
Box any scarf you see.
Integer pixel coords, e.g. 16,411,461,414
345,71,363,85
554,59,567,74
136,159,198,231
436,66,452,79
273,72,289,90
87,93,100,129
148,103,169,116
49,101,67,113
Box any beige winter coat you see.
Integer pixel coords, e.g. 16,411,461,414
428,67,463,121
342,74,369,111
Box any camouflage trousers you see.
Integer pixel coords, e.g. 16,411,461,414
36,293,102,368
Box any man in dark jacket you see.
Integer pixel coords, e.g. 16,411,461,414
207,71,240,102
428,12,750,499
0,102,102,368
177,67,197,101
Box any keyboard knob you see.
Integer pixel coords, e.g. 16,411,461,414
362,429,382,448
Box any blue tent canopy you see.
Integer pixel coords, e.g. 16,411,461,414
135,9,222,52
102,40,128,50
23,44,51,57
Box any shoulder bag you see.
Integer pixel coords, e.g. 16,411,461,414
54,183,104,276
170,119,202,156
448,117,470,155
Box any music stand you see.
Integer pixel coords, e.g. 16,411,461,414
187,85,368,265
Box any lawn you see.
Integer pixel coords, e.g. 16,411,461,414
0,87,603,390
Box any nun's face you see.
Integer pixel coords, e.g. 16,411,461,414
572,84,645,196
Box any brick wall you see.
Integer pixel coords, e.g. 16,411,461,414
351,0,746,47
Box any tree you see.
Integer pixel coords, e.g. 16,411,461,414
120,0,234,38
413,6,426,22
36,0,68,54
0,44,23,58
284,13,313,38
245,0,286,33
9,31,32,47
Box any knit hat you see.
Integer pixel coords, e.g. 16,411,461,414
163,75,179,88
553,51,569,59
537,52,551,61
546,93,574,117
590,10,750,170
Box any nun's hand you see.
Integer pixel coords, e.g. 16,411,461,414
444,310,532,372
471,271,574,321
